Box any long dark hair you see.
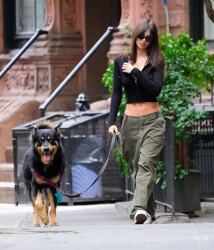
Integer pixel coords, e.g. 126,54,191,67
128,19,165,70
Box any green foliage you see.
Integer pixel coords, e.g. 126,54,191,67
154,161,165,183
101,61,114,95
154,161,167,190
155,161,189,190
158,32,213,142
113,146,132,177
175,164,189,180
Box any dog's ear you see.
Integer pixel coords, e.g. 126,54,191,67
55,122,62,131
31,125,37,138
28,125,37,142
55,122,62,138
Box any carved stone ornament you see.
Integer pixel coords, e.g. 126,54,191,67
169,11,183,28
121,0,130,24
62,0,78,33
37,67,50,95
139,0,152,20
44,0,54,30
3,65,35,95
53,66,79,94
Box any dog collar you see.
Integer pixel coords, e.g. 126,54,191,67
31,168,62,189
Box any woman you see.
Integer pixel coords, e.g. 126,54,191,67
108,19,166,224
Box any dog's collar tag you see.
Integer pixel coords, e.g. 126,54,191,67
55,191,63,203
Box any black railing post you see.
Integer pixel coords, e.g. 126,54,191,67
39,26,119,117
167,116,175,216
0,29,48,79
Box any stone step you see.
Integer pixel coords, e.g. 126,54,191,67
0,163,14,182
0,182,15,203
0,97,11,110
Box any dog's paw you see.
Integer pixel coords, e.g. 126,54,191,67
42,218,49,225
50,222,59,226
33,223,41,227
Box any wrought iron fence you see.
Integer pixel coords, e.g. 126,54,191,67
190,110,214,197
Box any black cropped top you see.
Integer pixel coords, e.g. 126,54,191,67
109,55,164,126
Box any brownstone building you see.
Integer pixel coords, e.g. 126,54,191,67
0,0,213,202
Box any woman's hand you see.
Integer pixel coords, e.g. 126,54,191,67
122,62,134,74
108,125,119,135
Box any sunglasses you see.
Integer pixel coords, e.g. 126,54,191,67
137,34,153,42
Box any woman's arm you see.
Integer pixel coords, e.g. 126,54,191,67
130,67,164,98
109,58,123,127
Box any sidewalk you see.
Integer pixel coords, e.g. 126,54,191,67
0,201,214,250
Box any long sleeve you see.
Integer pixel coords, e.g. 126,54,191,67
130,66,164,98
108,57,123,126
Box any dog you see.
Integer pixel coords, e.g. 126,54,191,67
23,120,65,227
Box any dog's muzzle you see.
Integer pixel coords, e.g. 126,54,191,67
42,147,53,161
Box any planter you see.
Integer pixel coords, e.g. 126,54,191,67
174,169,201,213
155,170,201,213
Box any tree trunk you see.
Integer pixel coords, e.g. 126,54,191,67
204,0,214,23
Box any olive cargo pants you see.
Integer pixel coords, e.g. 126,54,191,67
120,112,166,221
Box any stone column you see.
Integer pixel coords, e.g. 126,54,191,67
107,0,132,61
0,0,3,53
34,0,85,112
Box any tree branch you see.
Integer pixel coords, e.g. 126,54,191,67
204,0,214,23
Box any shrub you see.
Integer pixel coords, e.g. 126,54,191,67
158,32,214,142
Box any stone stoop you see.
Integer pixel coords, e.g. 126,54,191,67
0,163,15,204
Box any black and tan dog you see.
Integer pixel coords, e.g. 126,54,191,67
23,120,65,227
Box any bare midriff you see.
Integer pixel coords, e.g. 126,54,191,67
125,102,161,116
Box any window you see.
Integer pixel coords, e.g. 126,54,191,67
16,0,46,34
3,0,46,50
189,0,214,49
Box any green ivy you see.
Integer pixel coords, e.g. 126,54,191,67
154,161,167,190
155,161,189,190
175,164,189,180
113,146,132,177
158,32,213,142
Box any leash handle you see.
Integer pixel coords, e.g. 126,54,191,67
62,133,117,198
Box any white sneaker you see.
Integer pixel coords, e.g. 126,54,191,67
134,210,152,224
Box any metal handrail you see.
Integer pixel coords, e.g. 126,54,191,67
0,29,48,79
39,26,119,117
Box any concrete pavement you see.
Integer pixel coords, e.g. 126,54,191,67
0,201,214,250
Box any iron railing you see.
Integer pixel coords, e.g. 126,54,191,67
39,26,118,117
0,29,48,79
190,110,214,197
